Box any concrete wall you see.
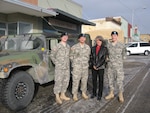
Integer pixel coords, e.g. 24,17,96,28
38,0,82,18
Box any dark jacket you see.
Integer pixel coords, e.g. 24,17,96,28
90,45,108,69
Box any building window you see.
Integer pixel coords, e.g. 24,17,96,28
8,23,17,35
8,22,32,35
0,22,6,36
0,30,6,36
19,22,32,34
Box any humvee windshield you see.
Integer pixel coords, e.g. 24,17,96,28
0,35,44,51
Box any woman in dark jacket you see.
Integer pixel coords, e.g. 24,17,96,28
90,36,108,100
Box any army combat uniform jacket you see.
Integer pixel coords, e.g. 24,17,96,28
50,43,70,69
70,43,91,69
70,43,91,94
50,42,70,94
107,41,126,91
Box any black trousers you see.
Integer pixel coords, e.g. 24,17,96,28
92,69,104,97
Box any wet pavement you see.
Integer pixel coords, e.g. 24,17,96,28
0,55,149,113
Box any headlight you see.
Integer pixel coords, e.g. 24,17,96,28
3,67,9,73
0,63,16,73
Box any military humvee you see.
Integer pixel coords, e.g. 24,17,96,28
0,33,92,111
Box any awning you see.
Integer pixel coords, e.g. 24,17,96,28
51,9,95,26
0,0,57,17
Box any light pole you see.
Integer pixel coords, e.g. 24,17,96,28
131,7,146,41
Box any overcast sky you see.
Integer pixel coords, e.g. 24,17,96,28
72,0,150,34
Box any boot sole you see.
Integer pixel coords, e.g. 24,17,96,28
82,97,88,100
105,96,114,100
73,98,78,101
56,100,62,104
60,96,70,101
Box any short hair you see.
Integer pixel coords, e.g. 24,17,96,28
95,36,104,42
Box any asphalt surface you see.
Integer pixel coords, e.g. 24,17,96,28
124,68,150,113
99,55,150,113
0,55,149,113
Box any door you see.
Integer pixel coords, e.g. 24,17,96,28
127,43,138,54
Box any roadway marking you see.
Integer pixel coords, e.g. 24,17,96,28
121,68,150,113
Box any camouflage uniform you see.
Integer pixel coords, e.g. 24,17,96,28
50,42,70,94
107,42,126,91
70,43,91,94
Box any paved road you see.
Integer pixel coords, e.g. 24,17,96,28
99,56,150,113
0,55,149,113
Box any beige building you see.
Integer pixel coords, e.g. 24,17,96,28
140,34,150,43
82,17,124,45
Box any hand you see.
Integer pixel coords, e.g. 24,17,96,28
93,66,98,70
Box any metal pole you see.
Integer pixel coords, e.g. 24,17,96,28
131,7,146,41
131,9,134,41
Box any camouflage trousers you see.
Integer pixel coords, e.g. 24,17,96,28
54,68,70,94
107,65,124,91
72,67,89,95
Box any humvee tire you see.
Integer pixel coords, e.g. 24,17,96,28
2,71,35,111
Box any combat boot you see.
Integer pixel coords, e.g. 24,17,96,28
73,94,78,101
55,94,62,104
105,90,114,100
118,91,124,103
82,92,88,99
60,92,70,101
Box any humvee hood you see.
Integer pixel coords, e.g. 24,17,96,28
0,52,10,57
0,51,41,65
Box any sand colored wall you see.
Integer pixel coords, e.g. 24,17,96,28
85,29,124,45
82,19,121,33
82,18,124,45
140,34,150,42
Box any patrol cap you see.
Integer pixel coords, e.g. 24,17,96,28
78,33,86,39
60,32,68,37
111,31,118,36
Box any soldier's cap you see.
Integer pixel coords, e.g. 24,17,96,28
78,33,86,39
60,32,68,37
111,31,118,36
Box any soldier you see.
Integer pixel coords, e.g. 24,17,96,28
105,31,126,103
50,32,70,104
70,33,91,101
